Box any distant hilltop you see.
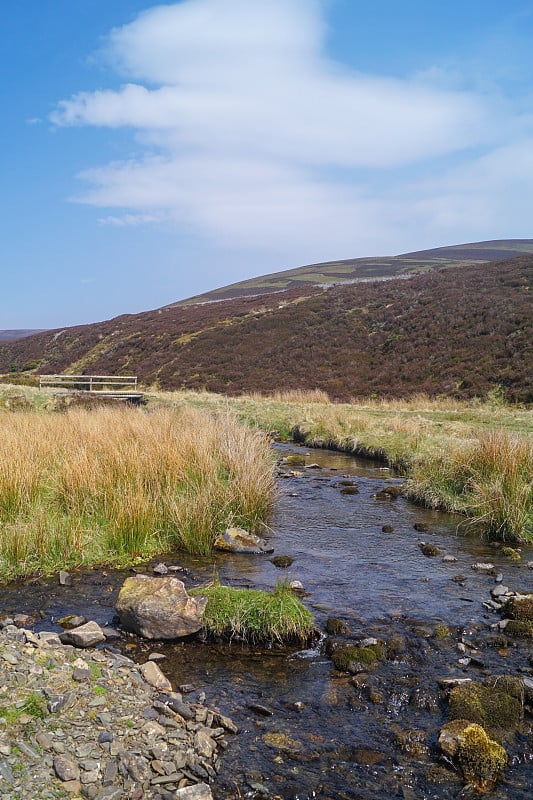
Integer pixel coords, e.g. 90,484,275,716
0,330,47,342
0,239,532,403
170,238,533,305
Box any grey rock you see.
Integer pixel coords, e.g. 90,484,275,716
72,667,91,682
0,758,14,783
36,731,53,750
164,697,195,720
48,695,67,713
153,563,169,575
102,761,118,786
80,768,101,784
213,526,274,554
148,652,167,662
15,740,41,761
194,730,217,759
37,631,62,646
59,570,72,586
139,661,173,691
491,585,509,597
116,575,207,639
59,621,106,648
150,772,184,785
95,788,123,800
53,755,80,782
175,783,214,799
122,753,152,783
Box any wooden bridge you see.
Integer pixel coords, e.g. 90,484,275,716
39,374,144,404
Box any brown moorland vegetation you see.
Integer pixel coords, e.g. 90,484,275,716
1,255,531,402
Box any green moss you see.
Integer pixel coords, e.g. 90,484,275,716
501,546,521,561
458,724,507,793
325,617,349,635
505,619,533,638
284,454,306,467
331,643,384,671
503,595,533,622
434,625,451,639
448,681,521,734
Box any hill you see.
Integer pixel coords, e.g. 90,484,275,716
0,330,47,342
0,246,531,403
171,238,533,304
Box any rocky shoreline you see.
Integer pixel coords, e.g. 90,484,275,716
0,620,237,800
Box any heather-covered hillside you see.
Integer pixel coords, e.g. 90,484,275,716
1,257,532,402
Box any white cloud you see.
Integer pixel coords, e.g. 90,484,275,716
51,0,533,260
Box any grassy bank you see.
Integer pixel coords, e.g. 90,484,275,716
1,384,532,544
0,404,275,582
149,390,533,543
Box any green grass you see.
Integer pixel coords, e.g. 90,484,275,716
191,581,316,645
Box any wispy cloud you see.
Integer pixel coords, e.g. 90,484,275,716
51,0,532,259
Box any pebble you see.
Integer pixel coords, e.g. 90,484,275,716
0,623,232,799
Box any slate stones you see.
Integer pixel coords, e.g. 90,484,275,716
59,621,106,648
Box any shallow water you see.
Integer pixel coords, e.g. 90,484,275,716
1,444,532,799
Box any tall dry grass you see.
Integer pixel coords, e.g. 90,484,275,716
0,406,275,582
407,431,533,542
154,390,533,542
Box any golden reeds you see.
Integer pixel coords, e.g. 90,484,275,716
0,406,275,581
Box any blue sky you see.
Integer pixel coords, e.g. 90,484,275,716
2,0,532,328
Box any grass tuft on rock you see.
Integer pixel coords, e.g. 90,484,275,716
192,581,316,645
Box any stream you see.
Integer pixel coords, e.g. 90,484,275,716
1,444,532,799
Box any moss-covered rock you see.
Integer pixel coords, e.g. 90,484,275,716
331,642,385,672
505,619,533,639
325,617,350,635
419,542,442,557
270,555,294,569
501,546,521,561
439,721,507,793
458,723,507,793
448,681,522,735
433,624,451,639
284,454,306,467
502,594,533,622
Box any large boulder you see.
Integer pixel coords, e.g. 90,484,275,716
116,575,207,639
214,527,273,554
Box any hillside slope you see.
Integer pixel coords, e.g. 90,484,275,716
172,238,533,304
0,330,47,342
1,256,531,402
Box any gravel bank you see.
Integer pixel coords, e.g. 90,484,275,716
0,620,237,800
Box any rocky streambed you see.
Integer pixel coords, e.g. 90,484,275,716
0,619,237,800
0,445,532,799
